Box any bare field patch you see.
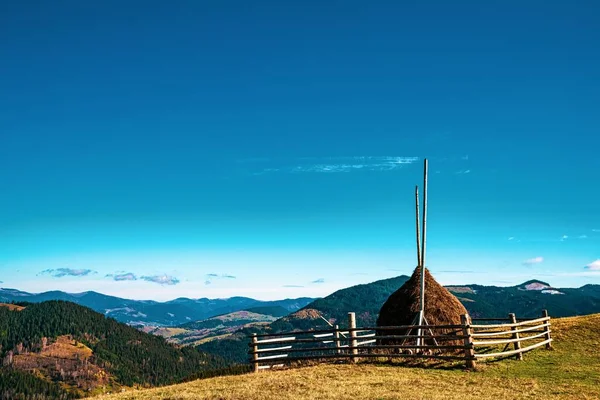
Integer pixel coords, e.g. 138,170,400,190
0,302,25,311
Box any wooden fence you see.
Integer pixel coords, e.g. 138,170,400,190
249,310,552,371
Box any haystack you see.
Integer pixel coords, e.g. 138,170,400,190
377,266,467,345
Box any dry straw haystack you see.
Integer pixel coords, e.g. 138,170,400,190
377,266,467,345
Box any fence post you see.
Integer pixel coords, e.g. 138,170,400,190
348,312,357,363
251,333,259,373
509,313,523,360
334,324,341,354
460,314,476,369
542,309,553,349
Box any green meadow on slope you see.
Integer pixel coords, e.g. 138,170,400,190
94,313,600,400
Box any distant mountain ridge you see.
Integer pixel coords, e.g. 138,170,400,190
0,288,314,326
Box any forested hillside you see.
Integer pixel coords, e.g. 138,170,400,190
196,277,600,366
0,301,243,399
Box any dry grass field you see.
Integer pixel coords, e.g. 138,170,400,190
94,314,600,400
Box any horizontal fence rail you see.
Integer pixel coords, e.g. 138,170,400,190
249,310,553,371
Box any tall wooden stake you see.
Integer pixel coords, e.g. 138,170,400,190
420,158,428,318
415,186,421,267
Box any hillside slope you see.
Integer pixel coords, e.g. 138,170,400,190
0,301,242,399
92,313,600,399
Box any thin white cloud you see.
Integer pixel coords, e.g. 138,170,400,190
140,274,180,285
254,156,419,174
578,235,588,239
585,260,600,271
592,229,600,233
523,257,544,266
311,278,325,284
283,284,304,288
508,237,515,241
38,268,96,278
560,235,569,242
112,273,137,281
455,169,471,174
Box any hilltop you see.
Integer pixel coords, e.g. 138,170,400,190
270,277,600,332
0,301,244,399
92,313,600,399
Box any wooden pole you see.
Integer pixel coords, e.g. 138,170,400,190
460,314,476,369
420,158,428,271
509,313,523,360
419,159,428,320
348,312,357,363
542,309,552,349
251,333,259,372
334,324,341,354
415,185,421,266
416,159,428,345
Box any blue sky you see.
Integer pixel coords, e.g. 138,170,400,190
1,1,599,300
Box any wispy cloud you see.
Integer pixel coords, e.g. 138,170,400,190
455,169,471,174
560,235,569,242
283,284,305,288
39,268,96,278
523,257,544,266
311,278,325,284
585,260,600,271
204,273,237,285
140,274,180,285
578,235,588,239
251,156,419,175
106,272,137,281
592,229,600,233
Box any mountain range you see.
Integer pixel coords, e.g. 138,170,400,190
191,276,600,364
0,288,314,326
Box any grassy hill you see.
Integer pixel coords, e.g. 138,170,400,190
0,301,245,399
92,313,600,399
